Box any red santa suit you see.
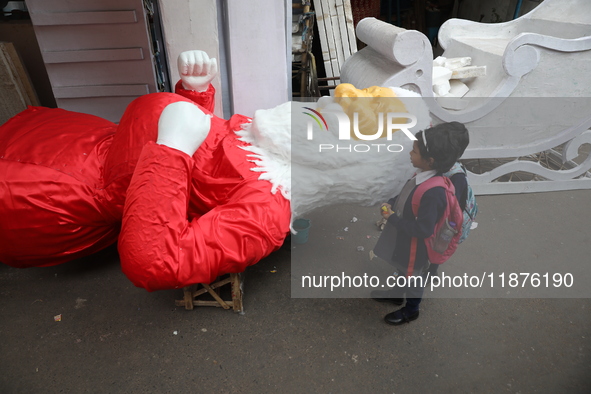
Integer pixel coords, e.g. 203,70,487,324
0,82,291,291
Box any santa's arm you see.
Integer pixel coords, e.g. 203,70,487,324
174,81,215,113
174,50,218,112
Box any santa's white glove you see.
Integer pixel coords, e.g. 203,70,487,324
178,50,218,92
156,101,212,157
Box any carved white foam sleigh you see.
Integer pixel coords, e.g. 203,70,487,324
340,0,591,194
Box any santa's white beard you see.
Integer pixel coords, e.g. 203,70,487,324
235,88,431,223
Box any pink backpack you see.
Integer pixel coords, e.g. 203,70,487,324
409,176,463,270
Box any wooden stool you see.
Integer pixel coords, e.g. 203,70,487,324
175,273,243,313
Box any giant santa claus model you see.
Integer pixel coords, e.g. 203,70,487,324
0,49,430,292
0,50,292,291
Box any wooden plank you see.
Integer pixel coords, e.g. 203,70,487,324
43,48,144,63
326,0,346,75
4,42,39,106
202,283,231,309
192,301,234,307
1,42,39,106
182,286,195,310
335,0,351,58
313,0,336,81
53,83,149,98
32,10,138,26
209,277,233,288
332,0,357,83
0,45,28,124
231,273,243,313
342,0,358,55
0,42,39,125
0,21,56,108
174,300,235,308
319,0,339,81
314,0,357,85
173,274,243,312
298,2,312,97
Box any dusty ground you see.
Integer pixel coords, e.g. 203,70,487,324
1,190,590,393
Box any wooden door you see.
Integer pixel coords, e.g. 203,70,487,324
26,0,159,122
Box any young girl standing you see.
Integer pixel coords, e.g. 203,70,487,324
427,121,470,278
371,122,468,325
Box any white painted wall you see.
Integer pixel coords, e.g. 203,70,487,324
158,0,223,117
285,0,292,100
224,0,289,117
158,0,289,118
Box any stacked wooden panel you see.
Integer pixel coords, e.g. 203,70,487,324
313,0,357,86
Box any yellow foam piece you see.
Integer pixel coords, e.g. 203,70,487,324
329,84,409,140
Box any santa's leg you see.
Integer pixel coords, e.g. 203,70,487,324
117,103,290,291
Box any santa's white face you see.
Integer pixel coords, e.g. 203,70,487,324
239,88,432,219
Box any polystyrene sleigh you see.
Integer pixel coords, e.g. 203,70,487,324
340,0,591,194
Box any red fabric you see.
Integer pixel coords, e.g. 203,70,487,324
119,142,290,291
0,107,118,267
0,84,291,290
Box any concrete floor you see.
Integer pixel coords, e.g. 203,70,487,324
1,190,591,393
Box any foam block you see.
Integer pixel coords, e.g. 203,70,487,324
450,66,487,79
433,80,451,96
432,66,452,85
447,80,470,97
433,56,446,67
444,57,472,70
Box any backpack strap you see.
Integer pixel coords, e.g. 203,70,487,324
405,176,453,275
411,176,453,217
445,162,469,176
443,163,470,214
442,162,463,177
407,237,418,278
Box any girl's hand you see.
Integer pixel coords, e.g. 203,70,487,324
380,203,394,219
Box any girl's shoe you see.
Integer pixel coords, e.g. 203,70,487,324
384,307,419,325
